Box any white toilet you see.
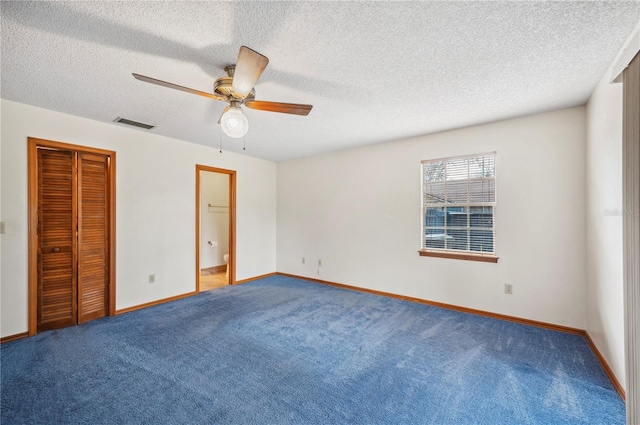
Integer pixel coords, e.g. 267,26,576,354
223,253,229,277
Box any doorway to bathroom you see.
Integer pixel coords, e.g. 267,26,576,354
196,165,236,292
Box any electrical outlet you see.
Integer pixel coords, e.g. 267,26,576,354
149,274,155,284
302,257,305,264
504,283,513,295
318,259,322,267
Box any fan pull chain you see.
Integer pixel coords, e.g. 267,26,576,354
243,134,246,151
219,129,223,153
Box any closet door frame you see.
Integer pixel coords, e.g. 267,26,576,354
27,137,116,336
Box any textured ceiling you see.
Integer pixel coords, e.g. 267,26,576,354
2,2,639,162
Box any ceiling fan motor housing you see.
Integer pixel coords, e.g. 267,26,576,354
213,66,256,101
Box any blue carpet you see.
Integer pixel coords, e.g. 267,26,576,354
1,275,625,424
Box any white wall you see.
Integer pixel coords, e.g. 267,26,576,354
200,171,230,269
585,61,626,388
0,99,277,338
278,107,587,328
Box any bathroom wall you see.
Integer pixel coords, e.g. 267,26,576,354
200,171,230,269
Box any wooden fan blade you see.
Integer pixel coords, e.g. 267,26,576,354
231,46,269,98
245,100,312,116
132,73,226,101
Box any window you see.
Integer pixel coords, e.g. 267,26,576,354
420,152,497,262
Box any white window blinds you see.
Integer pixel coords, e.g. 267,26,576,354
421,152,496,255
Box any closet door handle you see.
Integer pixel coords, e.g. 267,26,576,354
52,247,61,253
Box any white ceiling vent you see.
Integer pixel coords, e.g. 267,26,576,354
114,117,155,130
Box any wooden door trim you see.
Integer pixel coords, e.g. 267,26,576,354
195,165,237,292
27,137,116,336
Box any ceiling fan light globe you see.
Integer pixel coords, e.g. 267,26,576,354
221,107,248,138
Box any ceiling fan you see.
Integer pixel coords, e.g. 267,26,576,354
133,46,313,138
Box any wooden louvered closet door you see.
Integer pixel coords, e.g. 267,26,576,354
37,149,77,330
36,148,110,331
77,153,109,323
